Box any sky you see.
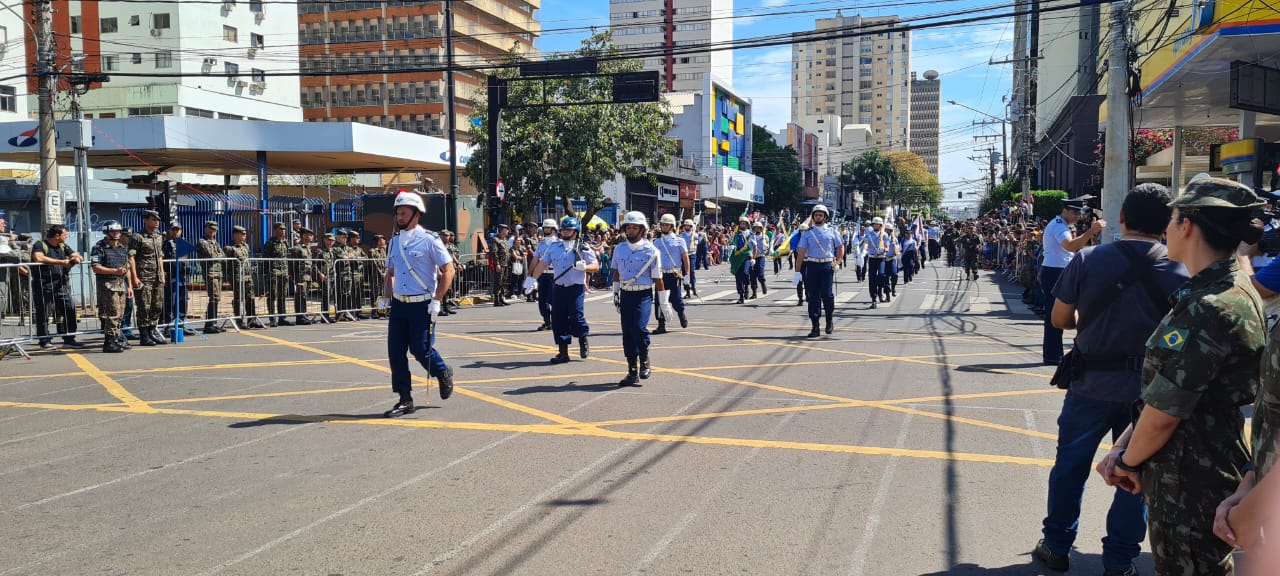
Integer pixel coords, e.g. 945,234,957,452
533,0,1016,205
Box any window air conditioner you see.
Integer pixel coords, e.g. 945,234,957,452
247,47,257,57
150,28,162,37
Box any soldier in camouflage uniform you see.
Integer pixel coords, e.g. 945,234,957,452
346,230,368,319
491,224,512,307
196,221,225,333
91,221,131,353
333,229,354,320
959,224,983,280
289,228,316,325
226,225,265,329
1098,177,1267,576
262,222,292,327
368,234,388,318
440,230,461,316
315,232,337,322
129,210,167,346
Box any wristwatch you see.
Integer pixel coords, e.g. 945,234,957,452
1115,449,1144,473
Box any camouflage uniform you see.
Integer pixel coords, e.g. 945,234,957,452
315,237,338,320
128,217,166,336
225,231,260,327
368,241,387,317
91,238,130,347
345,240,368,317
1256,321,1280,482
262,230,290,326
491,231,511,304
288,233,315,322
1137,178,1268,576
196,223,224,331
960,231,982,278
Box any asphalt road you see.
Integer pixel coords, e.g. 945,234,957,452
0,260,1154,575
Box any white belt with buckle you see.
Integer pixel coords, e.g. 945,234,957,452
542,270,554,275
621,284,652,292
661,267,681,274
394,294,431,303
806,258,834,263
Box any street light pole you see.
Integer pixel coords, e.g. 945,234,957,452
948,100,1009,181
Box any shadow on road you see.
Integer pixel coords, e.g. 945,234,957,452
956,362,1049,372
503,382,625,395
227,410,437,427
462,360,556,371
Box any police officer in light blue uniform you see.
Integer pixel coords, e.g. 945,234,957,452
862,217,890,307
679,218,698,298
380,192,455,418
526,218,560,331
612,211,672,386
794,204,844,337
529,216,598,363
653,213,690,334
748,220,769,298
884,225,900,298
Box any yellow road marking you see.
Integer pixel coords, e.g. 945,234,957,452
586,401,864,427
882,388,1063,405
869,402,1060,441
66,354,156,413
239,331,592,428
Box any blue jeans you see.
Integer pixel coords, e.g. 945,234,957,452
620,290,652,360
1042,392,1146,571
387,299,448,395
551,282,588,346
1041,266,1065,363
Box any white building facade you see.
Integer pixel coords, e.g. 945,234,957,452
609,0,733,93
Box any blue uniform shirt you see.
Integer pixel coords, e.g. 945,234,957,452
613,240,663,288
885,234,899,257
679,231,695,252
748,233,768,257
386,226,451,296
863,229,890,256
655,233,689,271
902,237,919,253
543,239,597,286
534,236,560,272
795,224,841,259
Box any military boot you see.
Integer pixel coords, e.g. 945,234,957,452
639,352,652,379
550,344,571,364
826,315,834,335
102,339,123,353
117,335,132,350
619,359,640,387
677,311,688,328
139,331,157,346
652,322,668,335
579,337,590,359
807,320,820,338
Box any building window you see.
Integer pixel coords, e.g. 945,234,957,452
102,54,119,71
152,13,171,29
225,62,239,77
127,106,174,117
70,16,81,34
0,86,14,112
100,18,118,33
251,33,265,49
131,53,142,64
223,25,238,43
155,51,173,68
249,0,264,13
129,15,140,26
219,112,244,120
185,107,215,118
251,68,265,82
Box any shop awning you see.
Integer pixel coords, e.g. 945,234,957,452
703,199,720,211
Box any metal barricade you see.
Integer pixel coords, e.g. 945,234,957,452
166,257,242,333
1,260,104,357
240,256,344,326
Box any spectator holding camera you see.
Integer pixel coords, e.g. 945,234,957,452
1041,198,1107,365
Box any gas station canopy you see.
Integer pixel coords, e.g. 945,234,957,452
0,116,473,175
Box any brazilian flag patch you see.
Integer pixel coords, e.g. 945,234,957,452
1160,327,1188,351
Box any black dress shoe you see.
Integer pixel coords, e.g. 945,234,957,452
536,322,549,331
652,325,668,335
384,400,416,418
278,319,294,327
825,319,834,334
62,339,87,349
579,337,590,359
1033,540,1069,572
437,367,454,400
807,328,820,338
296,317,313,326
1102,565,1137,576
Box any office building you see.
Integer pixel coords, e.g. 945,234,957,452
608,0,732,93
909,70,940,176
791,12,910,152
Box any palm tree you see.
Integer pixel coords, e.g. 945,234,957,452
840,150,895,217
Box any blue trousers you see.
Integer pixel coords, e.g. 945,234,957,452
802,261,834,321
1041,266,1065,363
551,282,588,346
537,273,554,322
1042,392,1146,571
734,260,751,297
655,272,685,325
867,256,887,299
620,290,653,360
387,299,449,394
750,256,766,292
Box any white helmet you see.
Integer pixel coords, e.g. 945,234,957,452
683,219,695,227
394,192,426,213
811,204,830,215
871,217,885,225
659,213,677,226
542,218,558,229
620,211,649,230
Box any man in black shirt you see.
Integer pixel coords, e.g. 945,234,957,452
31,225,85,349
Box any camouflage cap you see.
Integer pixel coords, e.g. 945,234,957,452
204,220,218,229
273,222,286,229
169,221,182,230
323,233,335,240
299,227,314,236
232,225,247,233
335,229,348,236
1169,176,1265,210
142,210,161,220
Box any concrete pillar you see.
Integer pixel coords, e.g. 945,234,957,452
1171,125,1183,194
1240,111,1257,188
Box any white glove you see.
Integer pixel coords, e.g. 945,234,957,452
375,296,390,311
522,276,537,294
657,290,675,321
573,260,587,271
792,272,803,286
428,300,441,319
612,284,621,309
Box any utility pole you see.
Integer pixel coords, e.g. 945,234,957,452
35,0,60,229
443,0,459,234
1101,1,1131,244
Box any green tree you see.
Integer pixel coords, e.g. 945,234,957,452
751,124,804,214
883,150,942,208
463,32,677,224
840,149,895,210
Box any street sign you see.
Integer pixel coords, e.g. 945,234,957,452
612,71,660,104
45,189,62,224
1231,60,1280,116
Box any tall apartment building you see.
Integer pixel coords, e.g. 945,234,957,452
608,0,733,93
791,12,910,156
0,7,29,121
909,70,940,176
299,0,539,137
24,0,302,121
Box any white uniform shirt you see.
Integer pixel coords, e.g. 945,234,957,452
386,226,451,296
1042,216,1076,269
